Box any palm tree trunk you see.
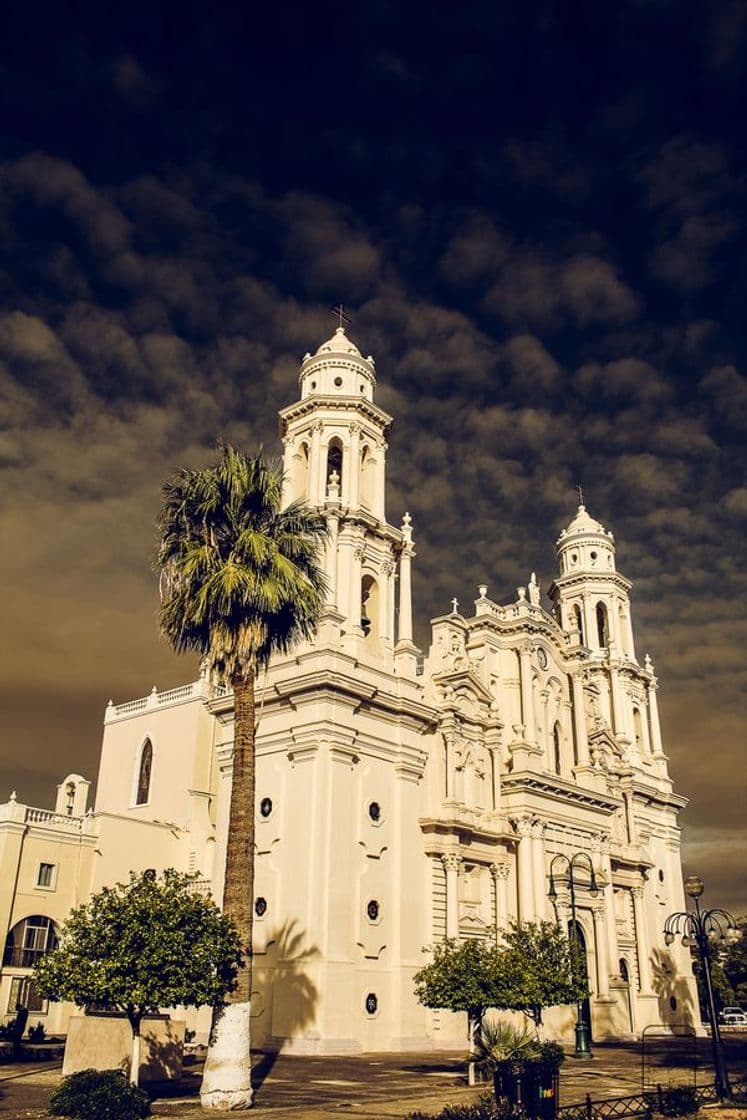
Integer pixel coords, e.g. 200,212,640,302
200,670,255,1110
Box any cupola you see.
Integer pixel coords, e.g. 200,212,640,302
299,326,376,402
556,504,616,576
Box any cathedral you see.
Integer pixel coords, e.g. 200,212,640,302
0,325,698,1051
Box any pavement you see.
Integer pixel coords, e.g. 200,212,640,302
0,1037,745,1119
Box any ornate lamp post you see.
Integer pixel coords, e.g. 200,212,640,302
664,875,741,1100
548,851,599,1059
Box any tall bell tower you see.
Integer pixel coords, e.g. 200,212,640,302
279,325,418,673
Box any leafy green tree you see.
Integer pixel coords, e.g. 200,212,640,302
414,938,502,1055
693,916,747,1014
34,870,242,1087
491,922,588,1029
157,444,327,1110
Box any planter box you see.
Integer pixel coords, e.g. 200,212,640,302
63,1015,185,1082
493,1058,560,1120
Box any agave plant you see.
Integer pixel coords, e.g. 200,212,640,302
474,1019,540,1073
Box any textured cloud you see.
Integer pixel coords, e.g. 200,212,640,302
0,0,745,911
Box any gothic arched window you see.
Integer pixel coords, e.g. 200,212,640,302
633,707,644,752
596,602,609,648
553,722,562,775
136,739,153,805
573,603,584,645
361,575,378,640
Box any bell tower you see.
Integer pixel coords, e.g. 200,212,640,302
279,325,417,673
549,503,636,661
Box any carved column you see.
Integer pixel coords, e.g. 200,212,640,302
485,718,502,810
531,819,547,920
398,538,414,643
598,834,620,978
324,510,340,608
519,644,537,747
512,816,535,922
593,905,611,998
631,884,653,994
582,594,596,652
608,663,623,735
348,422,361,509
443,732,455,801
349,542,364,636
442,853,462,939
380,556,394,644
571,673,590,766
491,861,511,940
309,421,323,505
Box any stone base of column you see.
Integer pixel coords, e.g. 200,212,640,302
316,607,345,645
509,744,543,770
394,639,420,677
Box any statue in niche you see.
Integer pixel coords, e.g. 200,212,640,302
442,630,468,671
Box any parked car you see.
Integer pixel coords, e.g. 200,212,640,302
720,1007,747,1025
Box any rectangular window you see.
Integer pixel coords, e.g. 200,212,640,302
8,977,46,1014
37,863,55,888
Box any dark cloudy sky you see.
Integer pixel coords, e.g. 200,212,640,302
0,2,744,911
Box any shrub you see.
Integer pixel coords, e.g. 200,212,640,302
537,1040,565,1070
405,1096,523,1120
49,1069,151,1120
657,1085,699,1117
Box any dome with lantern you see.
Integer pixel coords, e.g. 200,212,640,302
299,325,376,402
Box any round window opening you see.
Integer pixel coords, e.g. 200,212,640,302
367,899,380,922
255,897,267,917
365,993,378,1015
670,996,677,1012
334,376,343,387
659,869,664,883
359,384,364,392
260,797,273,818
571,553,578,563
590,550,597,560
368,801,381,822
310,380,316,389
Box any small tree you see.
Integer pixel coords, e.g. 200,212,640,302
414,938,500,1055
491,921,588,1030
35,870,242,1086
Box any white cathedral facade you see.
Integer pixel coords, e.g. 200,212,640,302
0,326,698,1050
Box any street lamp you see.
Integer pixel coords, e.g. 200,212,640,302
663,875,741,1100
548,851,599,1059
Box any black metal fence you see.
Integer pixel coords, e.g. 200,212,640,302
557,1078,746,1120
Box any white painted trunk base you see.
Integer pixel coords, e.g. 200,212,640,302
200,1002,253,1111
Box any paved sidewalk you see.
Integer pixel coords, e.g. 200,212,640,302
1,1038,745,1119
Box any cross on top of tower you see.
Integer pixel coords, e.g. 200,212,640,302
330,303,351,330
576,481,584,507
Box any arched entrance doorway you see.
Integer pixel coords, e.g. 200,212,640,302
569,919,593,1042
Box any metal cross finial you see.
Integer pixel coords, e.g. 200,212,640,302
330,303,351,330
576,481,584,507
450,597,459,615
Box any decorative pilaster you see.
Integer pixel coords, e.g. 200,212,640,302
631,884,653,994
592,905,611,998
571,673,590,767
512,815,535,922
597,834,620,979
518,643,537,747
309,421,323,505
608,662,623,735
442,853,462,939
348,422,361,509
491,861,511,939
531,819,547,920
395,512,419,676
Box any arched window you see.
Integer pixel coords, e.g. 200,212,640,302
553,722,562,775
3,916,58,968
326,438,343,495
295,441,310,501
573,604,584,645
619,958,629,982
632,707,644,751
65,781,76,816
361,575,378,640
136,739,153,805
596,602,609,648
360,444,375,510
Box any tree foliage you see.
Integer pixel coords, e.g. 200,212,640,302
492,922,588,1027
414,923,587,1036
693,916,747,1012
157,444,328,683
34,870,242,1036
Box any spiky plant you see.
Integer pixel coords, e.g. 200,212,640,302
157,444,327,1110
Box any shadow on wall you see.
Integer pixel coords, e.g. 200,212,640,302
650,948,696,1030
137,1020,185,1082
251,919,320,1087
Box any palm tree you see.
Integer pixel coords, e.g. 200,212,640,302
157,443,327,1110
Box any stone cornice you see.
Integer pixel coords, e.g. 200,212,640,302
548,570,633,596
502,771,620,812
278,395,393,439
